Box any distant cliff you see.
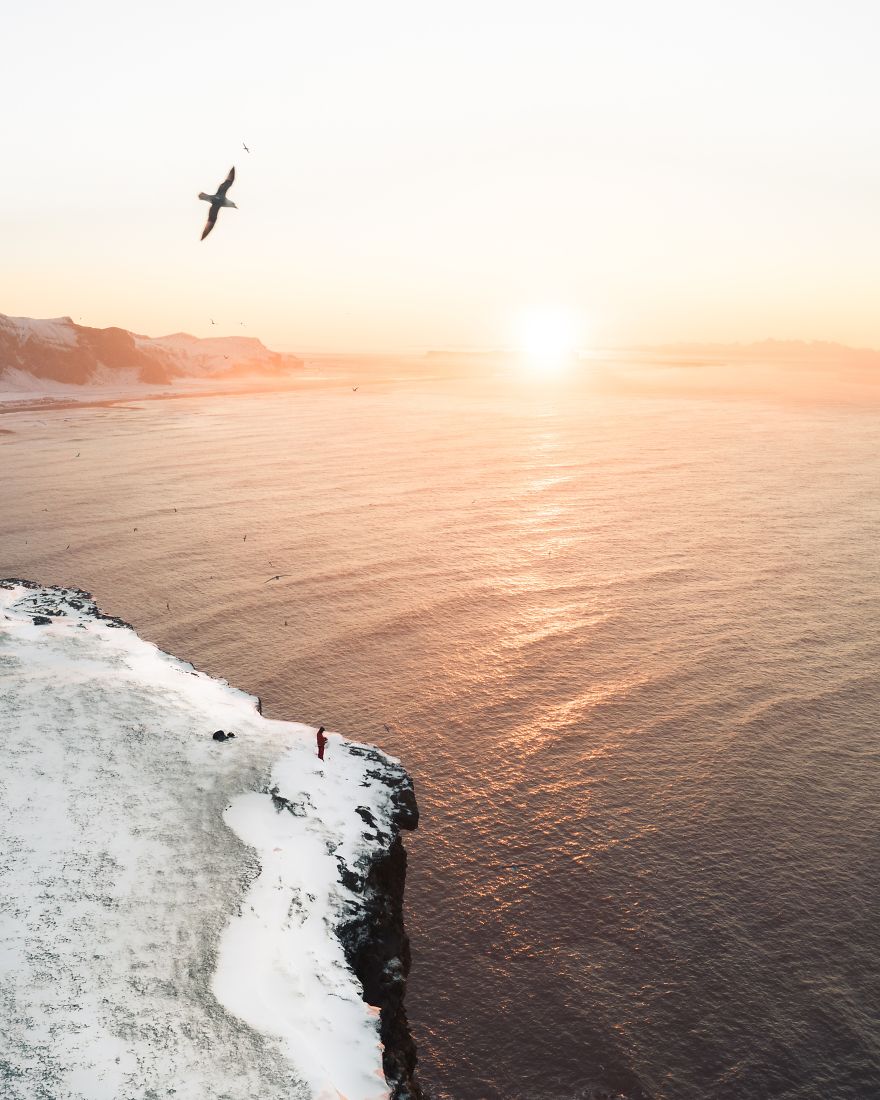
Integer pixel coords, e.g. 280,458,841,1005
0,312,302,387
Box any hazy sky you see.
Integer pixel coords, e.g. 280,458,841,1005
4,1,879,351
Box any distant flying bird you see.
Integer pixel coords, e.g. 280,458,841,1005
264,574,291,583
198,167,237,241
243,141,250,153
352,386,359,392
75,452,80,458
243,534,247,541
66,544,70,550
210,318,215,325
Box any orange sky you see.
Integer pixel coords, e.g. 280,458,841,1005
3,1,879,352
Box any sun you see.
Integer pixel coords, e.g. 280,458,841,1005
515,306,580,377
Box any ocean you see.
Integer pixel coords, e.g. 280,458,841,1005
2,356,879,1099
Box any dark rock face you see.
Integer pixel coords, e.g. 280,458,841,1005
338,748,423,1100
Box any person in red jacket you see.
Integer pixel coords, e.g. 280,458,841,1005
316,726,328,761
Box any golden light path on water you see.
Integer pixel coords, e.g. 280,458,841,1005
1,358,879,1099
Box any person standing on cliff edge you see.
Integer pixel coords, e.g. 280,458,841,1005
316,726,328,761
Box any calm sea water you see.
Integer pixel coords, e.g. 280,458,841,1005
2,361,879,1099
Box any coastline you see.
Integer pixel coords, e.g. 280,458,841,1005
0,579,422,1099
0,375,324,416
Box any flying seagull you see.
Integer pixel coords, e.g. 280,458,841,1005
243,141,250,153
198,167,237,241
264,574,291,583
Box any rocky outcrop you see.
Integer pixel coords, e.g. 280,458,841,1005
339,746,423,1100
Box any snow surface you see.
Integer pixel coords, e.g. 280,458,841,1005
0,582,408,1100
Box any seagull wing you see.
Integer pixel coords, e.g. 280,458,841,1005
217,166,235,198
201,204,219,240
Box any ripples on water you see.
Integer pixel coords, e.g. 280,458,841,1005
1,362,879,1099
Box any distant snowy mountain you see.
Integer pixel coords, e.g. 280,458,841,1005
0,312,303,388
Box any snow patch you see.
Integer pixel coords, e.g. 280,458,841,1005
0,314,78,348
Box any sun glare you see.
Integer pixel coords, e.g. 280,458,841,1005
515,306,580,377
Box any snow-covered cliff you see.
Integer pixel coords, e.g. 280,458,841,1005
0,312,303,391
0,580,420,1100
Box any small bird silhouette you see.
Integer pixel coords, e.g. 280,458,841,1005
264,574,291,583
75,452,81,458
210,318,215,325
243,534,247,541
66,544,70,550
352,386,359,392
243,141,250,153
